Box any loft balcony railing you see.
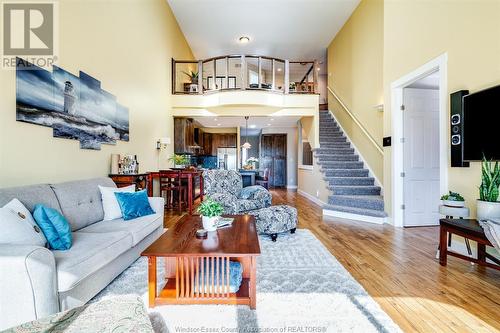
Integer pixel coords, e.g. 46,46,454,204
172,55,318,95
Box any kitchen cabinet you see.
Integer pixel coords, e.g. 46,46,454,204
174,118,195,154
202,133,237,155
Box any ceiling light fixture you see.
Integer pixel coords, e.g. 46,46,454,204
239,36,250,44
241,116,252,149
316,67,321,71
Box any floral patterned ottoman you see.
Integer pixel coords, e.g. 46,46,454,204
247,205,298,241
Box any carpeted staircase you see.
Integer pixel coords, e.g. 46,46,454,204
316,110,387,219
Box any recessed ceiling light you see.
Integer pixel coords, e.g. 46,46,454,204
239,36,250,44
249,124,256,129
277,68,282,72
267,124,271,126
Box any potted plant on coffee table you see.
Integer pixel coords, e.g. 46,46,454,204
477,155,500,220
441,191,465,207
197,198,224,232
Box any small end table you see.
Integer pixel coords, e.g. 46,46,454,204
439,218,500,270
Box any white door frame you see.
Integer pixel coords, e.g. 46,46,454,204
390,53,448,228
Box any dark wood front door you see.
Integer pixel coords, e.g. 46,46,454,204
260,134,287,187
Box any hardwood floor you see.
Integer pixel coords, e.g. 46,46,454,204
164,189,500,333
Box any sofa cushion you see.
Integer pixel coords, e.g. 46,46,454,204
78,213,162,246
1,198,47,247
54,231,132,292
33,204,72,250
0,184,61,214
50,178,116,231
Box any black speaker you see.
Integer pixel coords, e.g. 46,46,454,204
450,90,469,167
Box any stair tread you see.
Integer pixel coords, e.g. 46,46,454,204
329,194,384,201
323,204,388,218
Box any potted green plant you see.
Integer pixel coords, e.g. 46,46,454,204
440,191,465,207
168,154,189,168
477,155,500,220
183,70,199,92
197,198,224,231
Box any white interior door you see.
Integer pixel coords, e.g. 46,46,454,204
403,88,440,226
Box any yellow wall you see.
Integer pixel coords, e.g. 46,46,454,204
0,0,193,187
327,0,384,181
383,0,500,219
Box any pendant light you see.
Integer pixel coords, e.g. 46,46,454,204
242,116,252,149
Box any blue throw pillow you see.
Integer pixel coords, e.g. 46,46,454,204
33,204,72,250
114,190,155,221
239,185,263,199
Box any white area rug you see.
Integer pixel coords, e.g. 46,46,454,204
92,230,401,333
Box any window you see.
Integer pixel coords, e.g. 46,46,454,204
298,119,314,170
249,70,258,86
302,142,313,166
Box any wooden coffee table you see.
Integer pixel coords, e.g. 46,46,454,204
141,214,261,309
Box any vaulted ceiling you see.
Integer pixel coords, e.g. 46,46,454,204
167,0,360,72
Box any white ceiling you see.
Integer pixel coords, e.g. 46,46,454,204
193,116,301,131
167,0,360,73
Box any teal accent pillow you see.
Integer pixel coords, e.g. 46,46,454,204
33,204,72,250
114,190,155,221
239,185,263,199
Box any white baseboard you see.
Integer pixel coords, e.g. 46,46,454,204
286,185,298,190
297,189,325,207
323,208,387,225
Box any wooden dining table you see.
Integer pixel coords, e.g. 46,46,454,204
148,169,204,215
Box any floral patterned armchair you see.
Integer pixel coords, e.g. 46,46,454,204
203,170,272,214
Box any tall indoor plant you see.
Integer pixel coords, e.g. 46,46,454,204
197,198,224,231
477,156,500,220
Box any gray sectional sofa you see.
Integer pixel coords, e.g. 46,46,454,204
0,178,164,330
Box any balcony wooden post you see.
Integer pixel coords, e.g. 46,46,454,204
212,60,217,90
313,60,319,94
258,57,262,89
272,59,276,90
197,60,203,94
225,57,229,89
171,58,176,94
241,55,246,90
284,60,290,94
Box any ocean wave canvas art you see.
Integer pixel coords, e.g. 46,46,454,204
16,58,129,150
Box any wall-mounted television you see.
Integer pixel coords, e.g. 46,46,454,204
463,84,500,161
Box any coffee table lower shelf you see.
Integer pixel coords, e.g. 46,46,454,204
153,278,251,306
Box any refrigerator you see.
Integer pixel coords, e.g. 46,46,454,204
217,148,237,170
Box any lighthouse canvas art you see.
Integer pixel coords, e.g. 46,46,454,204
16,58,129,150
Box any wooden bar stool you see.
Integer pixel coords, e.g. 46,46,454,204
159,170,187,213
255,168,270,189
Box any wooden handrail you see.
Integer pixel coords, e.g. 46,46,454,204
327,86,384,155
